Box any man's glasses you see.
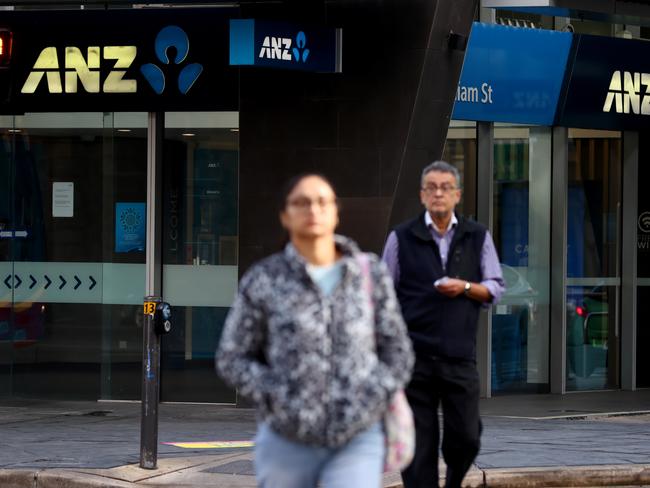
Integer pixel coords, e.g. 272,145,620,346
287,197,337,212
421,184,457,195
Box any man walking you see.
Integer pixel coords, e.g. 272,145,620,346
382,161,505,488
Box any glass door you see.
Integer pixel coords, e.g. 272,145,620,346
160,112,239,403
491,124,551,394
566,129,621,391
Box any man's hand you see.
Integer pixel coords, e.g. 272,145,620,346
435,279,493,302
434,278,467,297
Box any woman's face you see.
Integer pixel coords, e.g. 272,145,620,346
280,175,339,240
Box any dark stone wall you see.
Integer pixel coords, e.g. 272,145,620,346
238,0,477,271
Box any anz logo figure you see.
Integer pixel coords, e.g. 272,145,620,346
603,70,650,115
140,26,203,95
259,31,310,63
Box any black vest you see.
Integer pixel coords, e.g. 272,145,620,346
394,213,486,361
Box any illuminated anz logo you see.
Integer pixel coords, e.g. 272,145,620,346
259,31,310,63
21,46,137,94
140,26,203,95
20,25,202,95
602,70,650,115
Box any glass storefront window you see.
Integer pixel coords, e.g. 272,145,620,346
442,120,476,218
491,124,551,394
566,129,621,392
0,113,147,400
0,111,239,403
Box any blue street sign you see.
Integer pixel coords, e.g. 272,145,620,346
452,22,573,125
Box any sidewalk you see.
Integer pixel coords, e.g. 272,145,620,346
1,389,649,487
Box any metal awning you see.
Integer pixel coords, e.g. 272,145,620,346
483,0,650,25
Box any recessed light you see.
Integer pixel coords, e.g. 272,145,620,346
230,128,239,132
117,129,131,133
181,132,196,137
7,129,21,133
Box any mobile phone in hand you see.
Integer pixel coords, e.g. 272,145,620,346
434,276,449,288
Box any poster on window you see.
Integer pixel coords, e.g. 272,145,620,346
52,182,74,218
115,203,146,253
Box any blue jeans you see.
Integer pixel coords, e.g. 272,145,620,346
254,421,385,488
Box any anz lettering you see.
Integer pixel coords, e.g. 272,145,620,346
258,32,309,63
602,70,650,115
259,36,293,61
21,46,137,94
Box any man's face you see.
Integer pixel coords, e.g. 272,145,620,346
420,170,461,219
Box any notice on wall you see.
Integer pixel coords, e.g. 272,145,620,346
52,182,74,218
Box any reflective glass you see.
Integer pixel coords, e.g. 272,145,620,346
0,113,147,400
0,112,239,402
442,120,476,218
565,129,621,392
160,112,238,403
491,125,551,394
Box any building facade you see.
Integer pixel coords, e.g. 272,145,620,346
1,0,647,404
447,5,650,396
0,0,477,403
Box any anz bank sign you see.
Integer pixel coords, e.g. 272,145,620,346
557,34,650,130
602,71,650,115
0,8,242,113
230,19,341,73
258,31,310,63
21,26,203,96
21,46,138,94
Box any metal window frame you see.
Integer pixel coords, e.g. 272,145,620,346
550,126,568,394
621,131,638,390
476,121,494,398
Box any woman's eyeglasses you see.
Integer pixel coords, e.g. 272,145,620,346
287,197,337,212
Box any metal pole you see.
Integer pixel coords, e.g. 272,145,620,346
476,121,493,398
141,296,161,469
140,111,164,469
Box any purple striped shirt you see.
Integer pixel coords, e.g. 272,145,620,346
381,213,505,303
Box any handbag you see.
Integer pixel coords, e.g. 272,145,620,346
356,253,415,472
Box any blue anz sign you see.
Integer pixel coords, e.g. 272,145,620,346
452,22,572,125
229,19,342,73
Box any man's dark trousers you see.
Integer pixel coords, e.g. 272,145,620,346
401,354,481,488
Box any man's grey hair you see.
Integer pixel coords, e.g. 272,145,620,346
421,160,461,188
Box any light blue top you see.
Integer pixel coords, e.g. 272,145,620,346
306,260,345,296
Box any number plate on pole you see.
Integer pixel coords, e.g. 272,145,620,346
143,301,156,316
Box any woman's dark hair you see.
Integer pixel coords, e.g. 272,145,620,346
278,173,338,213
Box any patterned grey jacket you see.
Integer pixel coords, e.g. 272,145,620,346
216,236,414,448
